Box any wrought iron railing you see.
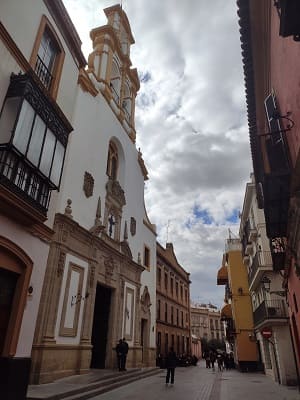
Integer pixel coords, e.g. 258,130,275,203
35,55,53,91
248,251,272,284
0,149,51,213
253,299,288,326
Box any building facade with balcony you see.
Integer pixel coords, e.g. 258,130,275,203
239,174,297,385
217,238,259,371
237,0,300,377
0,0,86,397
30,4,157,384
156,242,191,359
190,304,222,342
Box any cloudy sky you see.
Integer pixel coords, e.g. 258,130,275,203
63,0,252,308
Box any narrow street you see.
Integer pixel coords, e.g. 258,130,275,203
89,361,299,400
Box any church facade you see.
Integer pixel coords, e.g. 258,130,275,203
31,4,157,383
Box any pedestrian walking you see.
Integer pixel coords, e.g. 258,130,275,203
217,353,224,371
165,347,177,386
204,351,211,368
116,339,123,371
209,350,216,371
120,338,129,371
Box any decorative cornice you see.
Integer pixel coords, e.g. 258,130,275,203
78,68,98,97
90,25,132,68
104,4,135,45
143,218,157,236
237,0,264,183
43,0,86,67
138,150,149,181
156,241,190,280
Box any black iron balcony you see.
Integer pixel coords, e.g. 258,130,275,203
248,251,273,287
0,149,51,214
253,299,288,326
35,55,53,91
0,72,72,220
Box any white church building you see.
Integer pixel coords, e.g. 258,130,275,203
31,4,157,383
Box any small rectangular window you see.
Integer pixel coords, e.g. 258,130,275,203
157,300,161,320
157,268,161,286
144,246,150,268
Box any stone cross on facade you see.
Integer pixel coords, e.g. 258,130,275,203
108,214,115,237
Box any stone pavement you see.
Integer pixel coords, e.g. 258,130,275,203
88,361,300,400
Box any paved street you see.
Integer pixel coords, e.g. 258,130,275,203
89,361,300,400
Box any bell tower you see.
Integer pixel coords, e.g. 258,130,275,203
87,4,140,142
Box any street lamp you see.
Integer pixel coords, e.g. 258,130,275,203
261,275,286,297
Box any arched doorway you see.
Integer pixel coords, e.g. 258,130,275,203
0,236,33,398
0,236,32,357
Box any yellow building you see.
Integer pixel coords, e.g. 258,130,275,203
217,238,259,371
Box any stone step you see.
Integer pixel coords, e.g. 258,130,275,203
62,369,160,400
27,368,160,400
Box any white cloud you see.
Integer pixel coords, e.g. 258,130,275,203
63,0,251,308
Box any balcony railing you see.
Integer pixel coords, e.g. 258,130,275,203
248,251,273,285
35,55,53,91
253,299,288,326
0,149,51,214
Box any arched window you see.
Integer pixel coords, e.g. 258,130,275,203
106,142,118,180
122,80,132,122
110,59,121,105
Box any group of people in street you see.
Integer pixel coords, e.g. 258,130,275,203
163,348,236,386
203,350,235,371
116,338,129,371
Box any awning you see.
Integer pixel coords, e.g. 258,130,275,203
221,303,232,320
217,265,228,285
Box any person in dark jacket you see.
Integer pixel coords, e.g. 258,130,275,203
120,338,129,371
116,339,123,371
165,347,177,386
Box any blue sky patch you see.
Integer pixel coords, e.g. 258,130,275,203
185,206,214,228
140,71,152,83
226,208,240,224
193,206,213,224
